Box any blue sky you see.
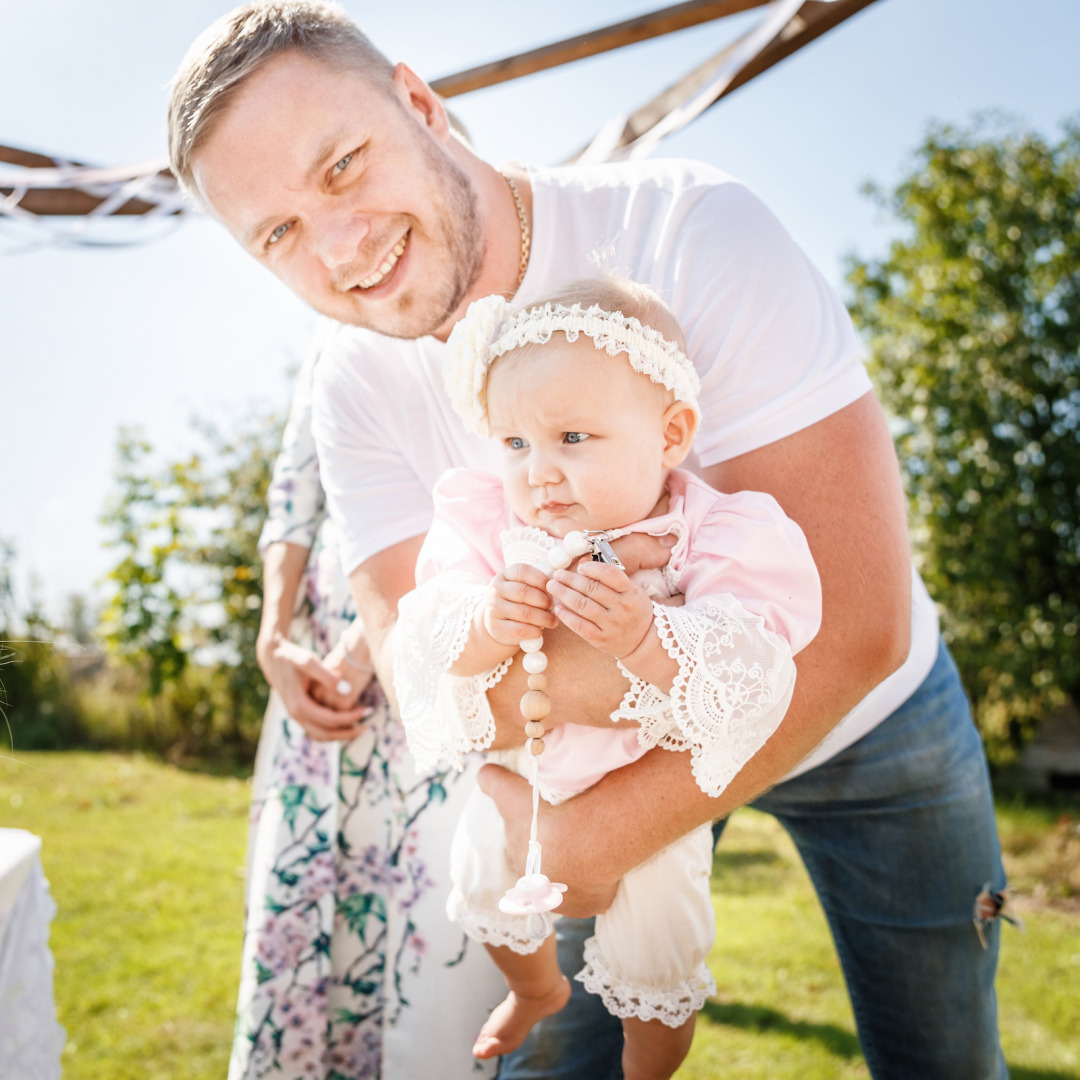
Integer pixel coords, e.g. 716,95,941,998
2,0,1078,615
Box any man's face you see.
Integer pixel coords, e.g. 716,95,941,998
192,52,484,339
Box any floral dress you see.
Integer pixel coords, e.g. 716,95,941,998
229,324,503,1080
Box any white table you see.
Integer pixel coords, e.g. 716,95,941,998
0,829,65,1080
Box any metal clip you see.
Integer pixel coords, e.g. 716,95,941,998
583,530,624,569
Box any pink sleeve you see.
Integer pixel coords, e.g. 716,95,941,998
675,484,822,656
414,469,508,586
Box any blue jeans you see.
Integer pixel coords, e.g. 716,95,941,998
499,639,1008,1079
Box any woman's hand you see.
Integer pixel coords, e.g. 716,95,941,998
258,632,371,742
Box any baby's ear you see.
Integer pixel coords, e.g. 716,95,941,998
660,401,699,469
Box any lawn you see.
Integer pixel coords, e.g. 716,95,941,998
2,751,1077,1079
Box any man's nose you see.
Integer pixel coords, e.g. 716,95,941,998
311,205,371,270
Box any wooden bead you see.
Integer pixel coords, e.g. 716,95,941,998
524,720,546,739
520,690,552,721
527,673,548,691
522,651,548,674
529,737,546,756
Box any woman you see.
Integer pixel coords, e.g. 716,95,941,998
229,323,502,1080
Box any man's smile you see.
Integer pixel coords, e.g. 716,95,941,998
353,229,410,291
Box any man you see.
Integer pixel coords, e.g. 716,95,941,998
169,4,1009,1078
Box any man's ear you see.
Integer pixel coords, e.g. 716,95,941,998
660,401,699,469
393,62,450,139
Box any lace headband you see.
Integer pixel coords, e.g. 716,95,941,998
444,293,702,436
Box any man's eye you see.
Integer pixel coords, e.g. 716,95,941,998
506,437,527,450
334,152,354,173
268,222,291,245
564,432,590,444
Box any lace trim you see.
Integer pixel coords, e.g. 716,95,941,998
501,526,560,571
443,295,701,436
574,935,715,1028
446,890,547,955
611,658,671,733
490,303,700,410
653,596,797,797
393,574,510,772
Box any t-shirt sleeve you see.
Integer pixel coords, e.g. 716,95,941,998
673,181,872,466
311,337,435,576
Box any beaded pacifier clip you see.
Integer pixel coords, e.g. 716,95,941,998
497,530,624,939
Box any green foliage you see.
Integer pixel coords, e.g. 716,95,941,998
99,413,281,760
0,540,85,750
847,115,1080,762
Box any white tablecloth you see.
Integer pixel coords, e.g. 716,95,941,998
0,829,65,1080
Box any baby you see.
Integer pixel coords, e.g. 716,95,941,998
393,277,822,1080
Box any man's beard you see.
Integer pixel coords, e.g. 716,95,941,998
342,134,485,341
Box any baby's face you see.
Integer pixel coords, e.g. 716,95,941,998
486,336,672,537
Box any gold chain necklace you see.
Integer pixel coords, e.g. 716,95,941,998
500,171,531,292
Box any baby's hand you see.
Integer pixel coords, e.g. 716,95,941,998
547,562,654,658
484,563,560,647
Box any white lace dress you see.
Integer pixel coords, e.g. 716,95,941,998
394,467,822,1027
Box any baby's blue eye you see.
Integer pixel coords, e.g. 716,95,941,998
507,437,527,450
334,152,354,173
564,432,590,444
268,222,291,244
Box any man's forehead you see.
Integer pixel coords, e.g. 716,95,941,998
222,51,384,134
191,53,388,229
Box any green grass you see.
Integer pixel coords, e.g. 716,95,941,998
2,751,1078,1079
1,751,250,1080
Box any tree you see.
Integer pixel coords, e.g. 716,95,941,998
0,540,84,750
100,412,281,758
847,114,1080,762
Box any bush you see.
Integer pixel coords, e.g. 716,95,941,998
847,115,1080,762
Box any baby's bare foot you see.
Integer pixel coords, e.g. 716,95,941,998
472,976,572,1059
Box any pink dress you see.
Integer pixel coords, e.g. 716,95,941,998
393,467,821,1025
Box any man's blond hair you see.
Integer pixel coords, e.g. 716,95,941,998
168,1,394,196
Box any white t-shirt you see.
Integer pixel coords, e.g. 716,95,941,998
312,157,939,775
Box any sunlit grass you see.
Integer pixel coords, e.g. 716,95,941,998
1,751,249,1080
2,752,1077,1079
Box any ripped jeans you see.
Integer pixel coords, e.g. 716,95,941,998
499,638,1008,1080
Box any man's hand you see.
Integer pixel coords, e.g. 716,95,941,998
258,633,369,741
547,562,654,658
607,532,677,575
484,563,559,646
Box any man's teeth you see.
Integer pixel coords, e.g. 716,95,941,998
357,235,408,290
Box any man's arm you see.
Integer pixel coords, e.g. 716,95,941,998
347,534,427,713
480,391,912,915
